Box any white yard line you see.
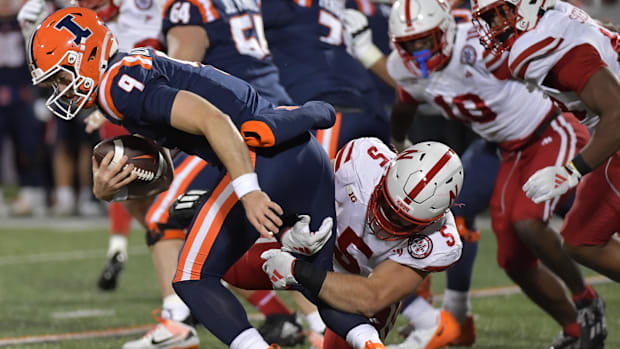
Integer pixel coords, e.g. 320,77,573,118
0,246,148,266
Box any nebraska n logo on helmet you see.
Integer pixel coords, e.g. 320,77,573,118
28,7,119,120
367,141,464,241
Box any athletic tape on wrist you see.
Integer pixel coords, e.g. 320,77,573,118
359,45,384,69
232,172,260,199
569,154,592,177
293,260,327,297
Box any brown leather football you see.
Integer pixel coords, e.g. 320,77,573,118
93,135,174,201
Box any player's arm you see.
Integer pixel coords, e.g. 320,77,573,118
576,67,620,169
343,8,397,89
166,25,209,61
317,260,426,317
169,90,283,237
262,250,426,317
390,94,418,151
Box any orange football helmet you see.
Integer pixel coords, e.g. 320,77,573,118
28,7,118,120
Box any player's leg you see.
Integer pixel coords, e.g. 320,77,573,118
446,139,499,346
97,122,132,290
51,117,77,216
491,146,581,348
509,114,606,347
9,102,47,217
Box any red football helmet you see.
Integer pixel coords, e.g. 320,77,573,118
472,0,556,53
77,0,121,22
28,7,118,120
367,141,464,241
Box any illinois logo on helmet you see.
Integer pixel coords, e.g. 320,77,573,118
28,7,118,120
367,141,464,241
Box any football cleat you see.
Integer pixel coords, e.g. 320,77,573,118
122,312,199,349
364,341,387,349
576,295,607,349
548,331,579,349
388,310,460,349
449,314,476,346
258,313,306,346
309,330,325,349
97,251,125,291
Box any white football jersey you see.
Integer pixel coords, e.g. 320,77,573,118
332,137,462,277
508,1,620,119
387,22,555,146
106,0,164,51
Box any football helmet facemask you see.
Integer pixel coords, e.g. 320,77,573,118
28,7,118,120
367,141,464,241
389,0,456,78
472,0,556,53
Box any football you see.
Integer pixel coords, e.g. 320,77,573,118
93,135,174,200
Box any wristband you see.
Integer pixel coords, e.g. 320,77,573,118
359,44,384,69
293,260,327,297
568,154,592,177
232,172,260,199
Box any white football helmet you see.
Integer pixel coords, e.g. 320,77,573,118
388,0,456,78
367,141,464,241
472,0,556,52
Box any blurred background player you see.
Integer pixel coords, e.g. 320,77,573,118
261,0,390,159
0,0,47,217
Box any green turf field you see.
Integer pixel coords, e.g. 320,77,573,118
0,219,617,348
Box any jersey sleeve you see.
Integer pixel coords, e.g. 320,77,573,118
98,55,179,125
161,0,220,35
241,101,336,147
543,44,607,94
389,212,463,272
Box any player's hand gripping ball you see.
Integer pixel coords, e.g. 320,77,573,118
93,135,174,201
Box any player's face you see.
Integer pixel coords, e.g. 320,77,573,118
474,2,517,46
398,34,435,55
46,70,79,102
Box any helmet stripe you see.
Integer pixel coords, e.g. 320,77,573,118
403,149,455,204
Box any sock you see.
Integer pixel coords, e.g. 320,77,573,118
230,328,270,349
306,311,326,333
247,290,293,316
109,202,132,236
345,324,381,349
443,289,471,325
107,234,128,259
78,186,93,202
402,297,439,330
572,285,597,304
162,294,191,322
564,322,580,338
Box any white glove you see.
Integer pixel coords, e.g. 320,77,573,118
280,215,333,256
261,249,298,290
17,0,48,39
522,164,581,204
342,8,383,68
84,109,107,134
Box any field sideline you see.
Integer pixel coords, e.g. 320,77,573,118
1,217,618,348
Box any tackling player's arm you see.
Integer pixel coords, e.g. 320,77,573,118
166,25,209,61
169,90,283,237
318,260,427,317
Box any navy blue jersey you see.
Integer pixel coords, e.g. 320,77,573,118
346,0,395,111
0,17,31,102
161,0,291,105
261,0,383,114
97,48,334,166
